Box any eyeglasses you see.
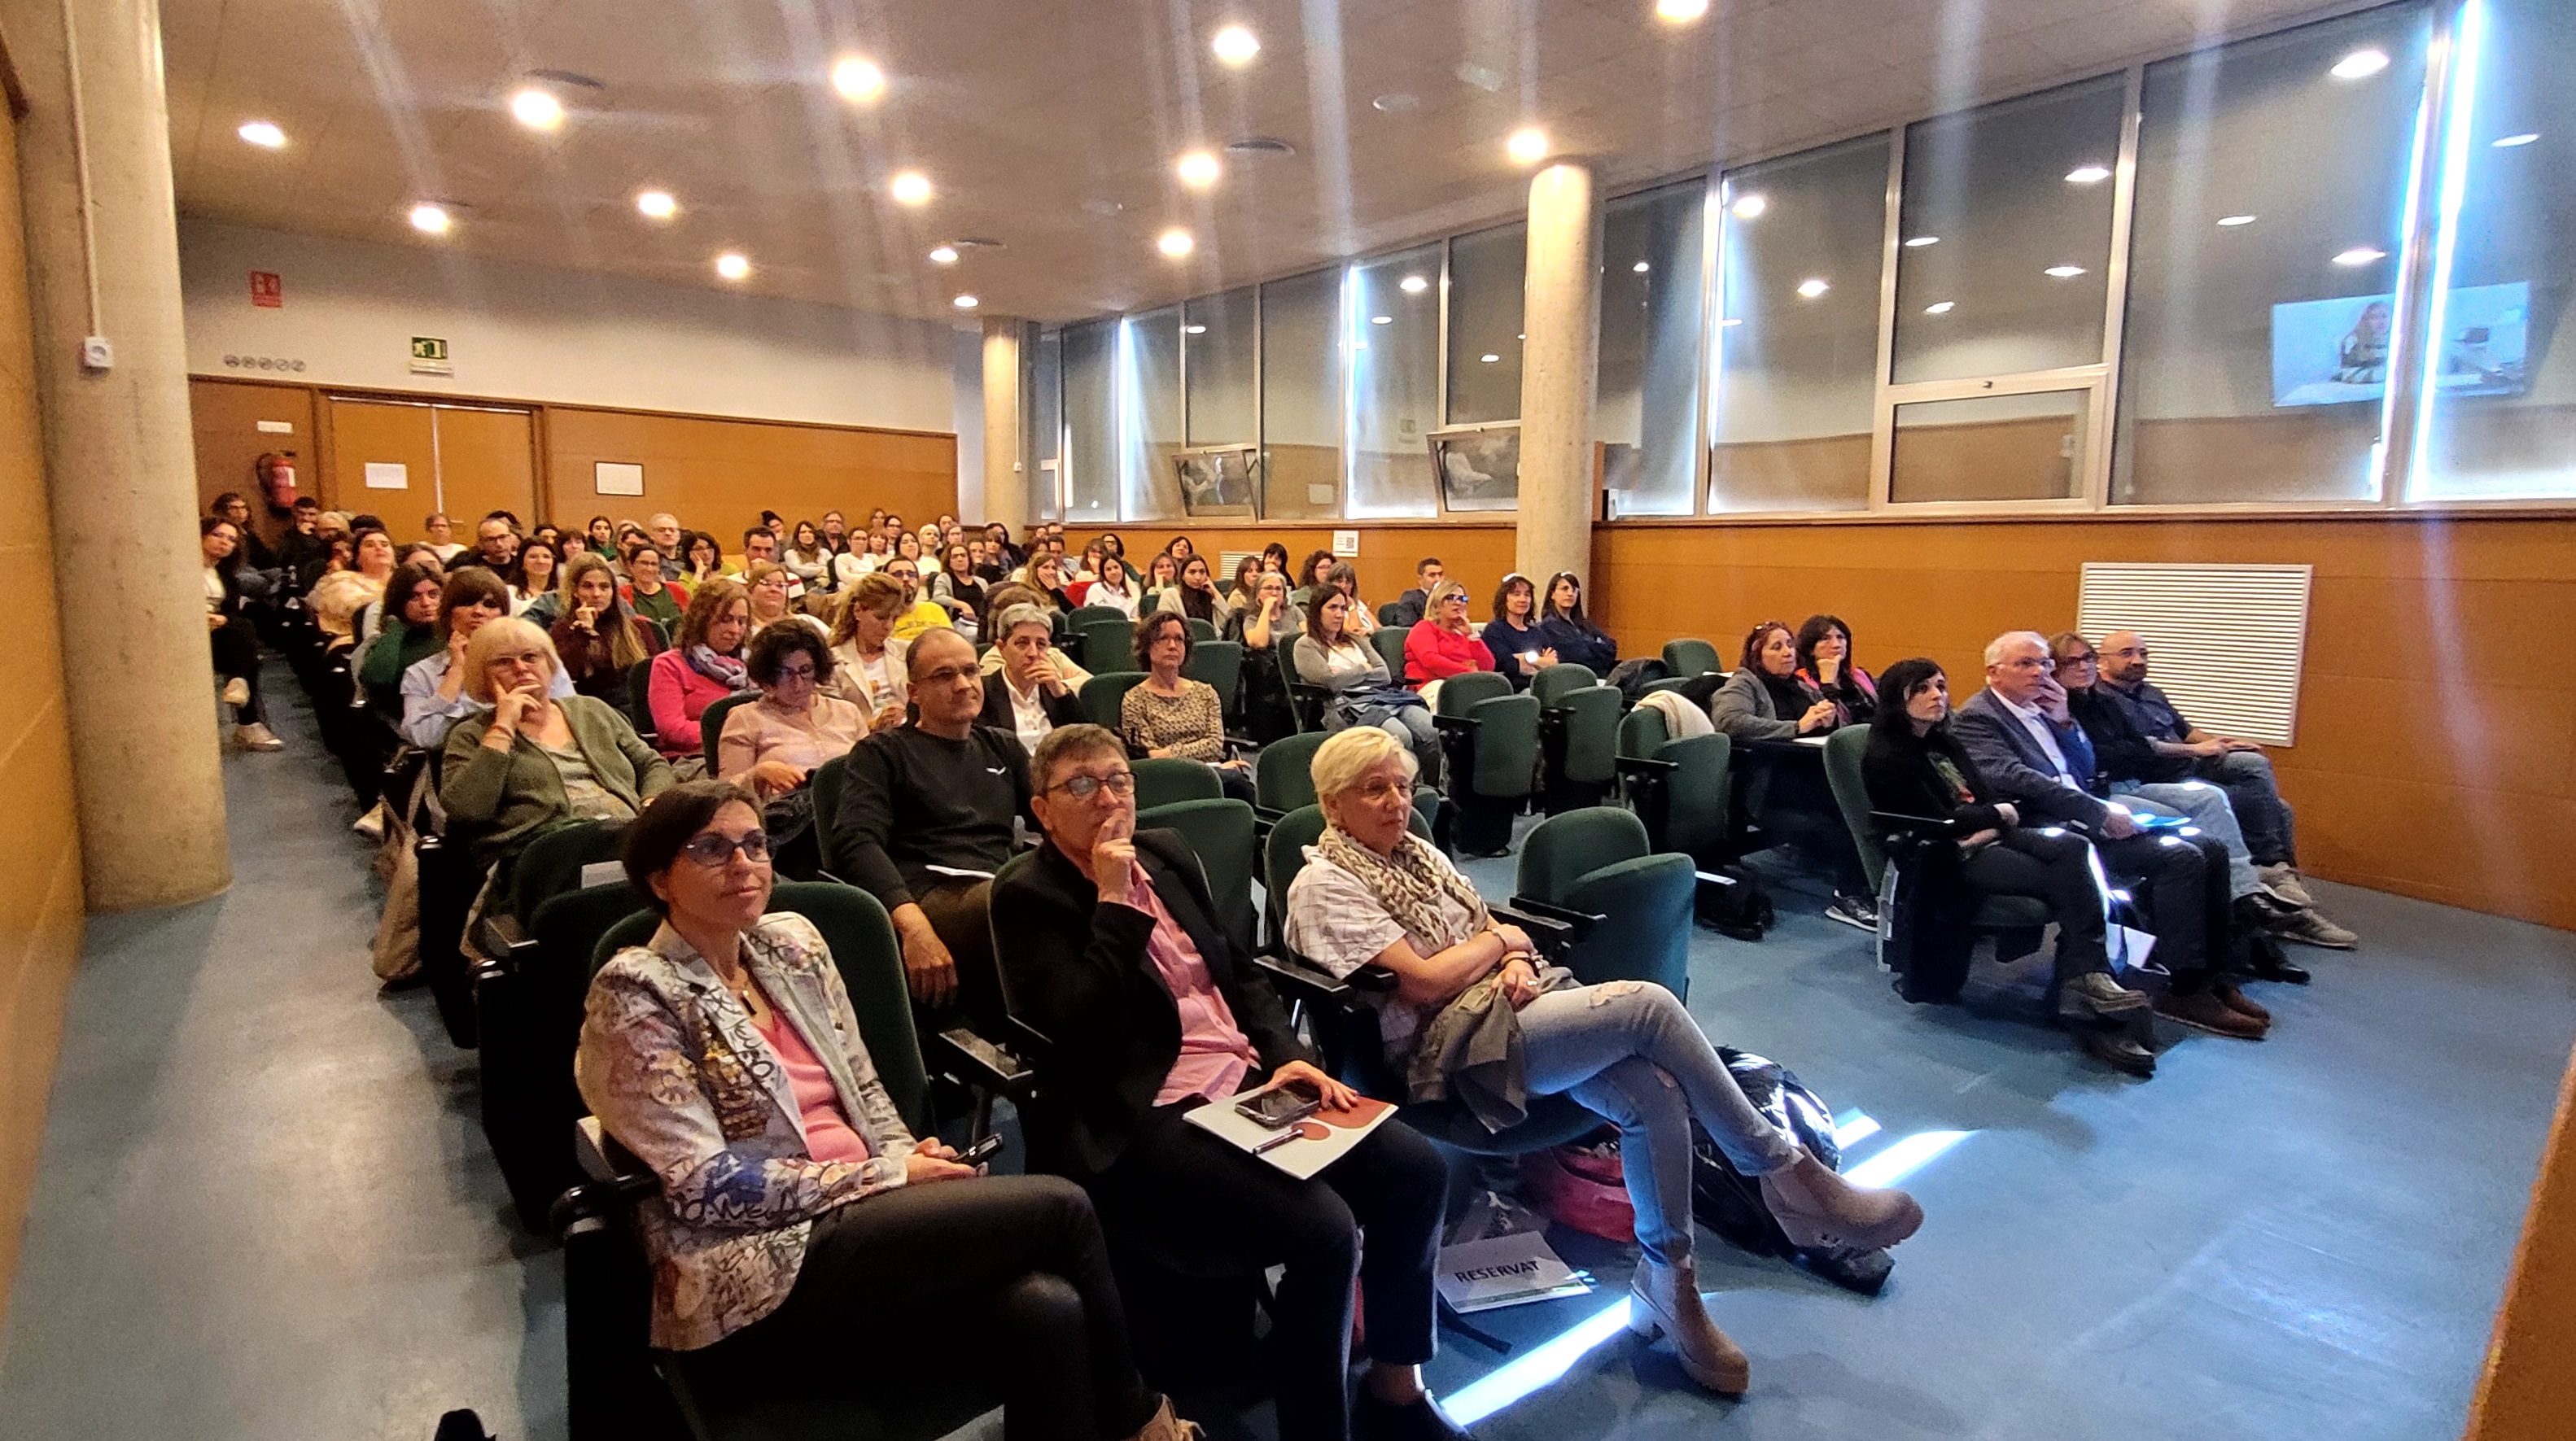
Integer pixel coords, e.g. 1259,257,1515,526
1047,771,1135,799
680,830,772,867
774,662,817,681
917,665,981,686
1348,777,1410,802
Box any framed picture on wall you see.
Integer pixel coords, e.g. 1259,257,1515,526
1172,444,1260,517
1426,422,1520,514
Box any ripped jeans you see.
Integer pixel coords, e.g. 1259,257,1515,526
1517,981,1806,1267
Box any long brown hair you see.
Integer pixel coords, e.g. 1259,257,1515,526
676,577,749,653
562,553,653,669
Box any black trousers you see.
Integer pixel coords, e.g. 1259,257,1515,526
2091,827,2231,989
1957,827,2110,988
916,876,1004,1034
701,1175,1159,1441
211,621,265,724
1091,1106,1448,1441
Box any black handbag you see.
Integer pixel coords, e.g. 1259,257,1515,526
1690,1048,1894,1295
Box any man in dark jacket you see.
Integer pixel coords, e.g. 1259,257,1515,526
995,723,1461,1441
1385,557,1444,630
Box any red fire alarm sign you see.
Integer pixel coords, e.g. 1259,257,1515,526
250,271,282,308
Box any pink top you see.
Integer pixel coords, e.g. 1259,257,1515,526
647,649,735,757
1406,621,1494,685
1120,866,1259,1106
750,994,872,1165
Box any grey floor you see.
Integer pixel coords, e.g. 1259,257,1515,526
3,675,2571,1440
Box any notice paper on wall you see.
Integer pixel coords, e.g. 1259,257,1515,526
594,461,645,496
363,461,408,490
1434,1232,1591,1314
1332,529,1359,557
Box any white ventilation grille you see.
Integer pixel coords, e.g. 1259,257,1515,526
2075,563,2313,745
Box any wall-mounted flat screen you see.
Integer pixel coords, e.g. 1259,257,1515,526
2272,282,2530,408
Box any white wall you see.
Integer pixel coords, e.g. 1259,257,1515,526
179,220,960,434
950,327,985,520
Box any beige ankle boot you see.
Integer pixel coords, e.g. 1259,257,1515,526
1122,1395,1203,1441
1760,1152,1923,1252
1627,1257,1749,1395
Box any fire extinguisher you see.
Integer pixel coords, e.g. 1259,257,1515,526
256,452,298,513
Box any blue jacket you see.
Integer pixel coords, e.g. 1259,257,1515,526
1534,616,1616,675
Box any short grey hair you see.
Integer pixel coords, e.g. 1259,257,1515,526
1983,631,2050,667
1311,725,1418,800
1029,723,1126,793
993,604,1052,640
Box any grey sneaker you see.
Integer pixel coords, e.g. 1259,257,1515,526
2279,909,2358,950
2059,971,2150,1019
2258,863,2316,908
1826,893,1878,932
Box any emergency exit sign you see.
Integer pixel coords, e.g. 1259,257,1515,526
409,335,453,377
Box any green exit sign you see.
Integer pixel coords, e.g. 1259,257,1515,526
410,336,448,361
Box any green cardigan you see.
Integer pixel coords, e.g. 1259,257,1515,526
440,694,675,867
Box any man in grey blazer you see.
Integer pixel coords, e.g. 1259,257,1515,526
1953,632,2281,1046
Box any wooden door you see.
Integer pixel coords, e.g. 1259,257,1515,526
432,406,539,531
189,379,317,547
324,398,436,535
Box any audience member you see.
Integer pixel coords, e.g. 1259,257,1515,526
1535,570,1616,674
1711,621,1878,929
1953,632,2281,1023
440,618,672,869
877,557,952,644
1292,549,1336,605
833,531,889,588
202,517,282,752
1483,574,1554,688
621,547,686,636
1295,589,1439,784
549,554,666,710
400,565,575,751
474,515,521,573
423,512,466,564
276,496,329,582
1152,555,1224,629
358,561,446,703
1223,554,1263,617
574,783,1195,1441
1323,562,1377,636
826,629,1032,1022
1793,614,1877,727
683,531,726,588
1402,580,1491,686
1862,658,2213,1075
506,539,559,621
982,605,1085,751
931,543,986,639
1139,552,1182,611
647,514,688,579
825,574,914,730
1122,613,1254,804
997,726,1461,1441
1284,727,1921,1395
1026,553,1077,614
1078,557,1142,618
718,623,865,802
308,526,397,651
745,561,827,644
584,514,616,555
646,578,752,768
1222,569,1297,744
211,492,280,574
1260,541,1292,577
1388,557,1443,630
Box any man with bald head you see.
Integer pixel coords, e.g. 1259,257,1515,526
826,627,1032,1028
646,513,686,579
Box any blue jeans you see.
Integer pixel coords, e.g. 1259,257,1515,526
1516,981,1804,1267
2112,779,2261,899
2202,749,2296,866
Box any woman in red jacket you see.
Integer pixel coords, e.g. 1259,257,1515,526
647,577,750,771
1402,580,1493,685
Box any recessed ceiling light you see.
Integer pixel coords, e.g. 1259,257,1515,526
2044,264,2087,277
1655,0,1710,23
1480,352,1502,363
238,120,286,149
1211,24,1259,66
1157,227,1195,258
1730,193,1767,219
636,190,677,220
2217,213,2257,226
510,88,564,131
832,56,886,103
1399,274,1429,294
1507,127,1550,164
890,171,933,206
1795,277,1830,299
1371,315,1393,325
2492,132,2539,148
1371,93,1419,113
2332,246,2386,266
1904,235,1939,247
1183,325,1208,334
409,203,452,235
1924,300,1956,314
2332,48,2390,80
715,252,750,281
2065,164,2111,184
1175,150,1222,189
929,245,959,265
1632,260,1651,273
952,294,980,310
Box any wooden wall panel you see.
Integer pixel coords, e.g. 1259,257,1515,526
431,407,539,533
1589,514,2576,931
0,95,88,1341
186,378,316,544
543,407,954,547
322,398,436,531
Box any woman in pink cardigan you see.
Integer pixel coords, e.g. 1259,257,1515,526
649,577,751,768
1402,580,1493,686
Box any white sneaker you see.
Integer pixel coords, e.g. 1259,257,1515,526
234,723,284,752
221,677,251,707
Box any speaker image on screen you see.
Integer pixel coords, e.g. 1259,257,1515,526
1171,444,1261,517
1426,423,1520,513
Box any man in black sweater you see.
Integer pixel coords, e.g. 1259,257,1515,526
828,627,1032,1028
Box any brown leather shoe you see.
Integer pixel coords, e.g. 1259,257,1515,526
2076,1026,2156,1077
2155,987,2268,1039
2211,978,2269,1024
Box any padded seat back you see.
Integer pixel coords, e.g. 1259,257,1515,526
1183,640,1242,718
1662,638,1721,679
1516,806,1651,903
1371,627,1410,679
509,819,629,926
1080,619,1138,676
695,692,756,774
1517,806,1691,999
1530,662,1599,708
1556,686,1620,785
1132,756,1223,812
1254,731,1326,813
1078,671,1148,731
1065,605,1126,634
1467,694,1541,798
1617,705,1671,759
1822,725,1889,893
1138,798,1258,953
1660,733,1734,864
1186,617,1218,643
1435,670,1511,716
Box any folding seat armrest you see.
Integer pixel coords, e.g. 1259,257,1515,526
1489,904,1579,959
1502,895,1602,939
1257,954,1350,1006
1614,754,1678,778
1870,810,1960,838
476,911,536,969
929,1026,1039,1103
1429,714,1480,737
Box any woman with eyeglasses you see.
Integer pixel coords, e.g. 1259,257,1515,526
576,780,1198,1441
1122,613,1253,804
1401,580,1491,686
719,624,866,801
1283,727,1922,1398
441,617,674,871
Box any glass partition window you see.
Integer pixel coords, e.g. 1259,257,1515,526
1058,320,1117,522
1891,389,2091,504
1261,267,1342,519
1185,288,1259,446
1030,329,1062,522
1118,308,1185,521
1892,78,2126,384
2411,0,2576,499
2115,6,2433,504
1343,244,1444,517
1598,180,1707,516
1709,134,1888,513
1445,223,1524,426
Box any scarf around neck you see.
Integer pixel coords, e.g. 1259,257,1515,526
1317,823,1489,949
688,644,748,690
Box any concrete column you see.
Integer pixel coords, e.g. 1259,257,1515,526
980,317,1030,535
8,0,230,907
1515,160,1603,589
